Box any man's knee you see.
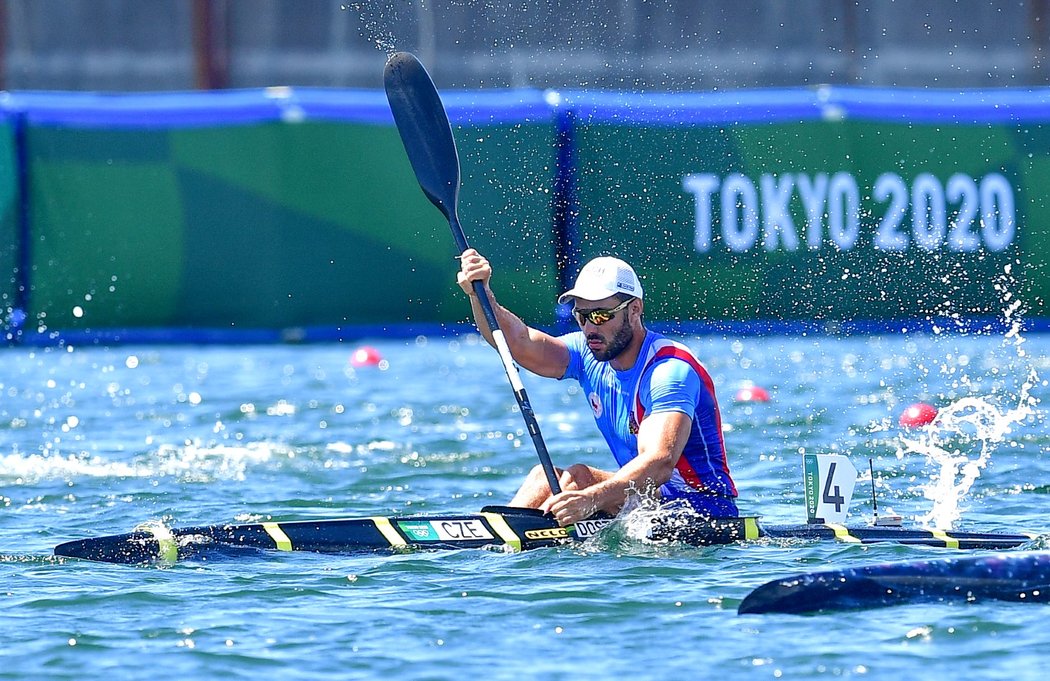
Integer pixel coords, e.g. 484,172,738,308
528,463,595,491
560,463,594,491
524,464,566,492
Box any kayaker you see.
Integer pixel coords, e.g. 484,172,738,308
457,249,738,526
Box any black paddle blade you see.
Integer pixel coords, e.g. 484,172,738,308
384,52,463,239
382,53,560,495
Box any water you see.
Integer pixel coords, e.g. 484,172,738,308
1,331,1047,680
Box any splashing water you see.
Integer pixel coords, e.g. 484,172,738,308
899,373,1038,529
617,486,712,542
900,262,1040,529
565,488,719,557
619,488,666,539
342,1,413,55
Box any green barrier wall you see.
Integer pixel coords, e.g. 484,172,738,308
5,88,1050,340
569,115,1041,324
19,96,559,336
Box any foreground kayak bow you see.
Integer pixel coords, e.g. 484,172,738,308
738,551,1050,614
54,506,1037,565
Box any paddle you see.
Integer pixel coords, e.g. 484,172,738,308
383,51,562,496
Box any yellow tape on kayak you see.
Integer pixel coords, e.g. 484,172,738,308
481,512,522,552
929,530,959,549
743,517,760,541
262,522,293,551
825,523,862,543
371,517,407,547
135,522,178,564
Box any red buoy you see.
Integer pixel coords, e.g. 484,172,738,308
349,346,383,367
899,402,938,428
734,385,771,403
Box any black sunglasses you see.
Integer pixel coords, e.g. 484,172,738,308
572,298,633,326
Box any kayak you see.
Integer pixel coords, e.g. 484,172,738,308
53,505,1036,565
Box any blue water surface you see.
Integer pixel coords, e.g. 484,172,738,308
1,330,1047,680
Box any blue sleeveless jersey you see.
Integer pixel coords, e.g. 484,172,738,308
560,330,738,517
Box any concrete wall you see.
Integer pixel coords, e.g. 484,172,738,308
2,0,1049,92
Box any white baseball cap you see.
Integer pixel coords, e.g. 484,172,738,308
557,256,643,304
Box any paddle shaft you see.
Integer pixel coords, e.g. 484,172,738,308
452,220,563,496
384,52,562,496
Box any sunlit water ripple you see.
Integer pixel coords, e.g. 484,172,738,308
1,332,1047,680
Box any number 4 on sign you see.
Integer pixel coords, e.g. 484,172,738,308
802,454,858,524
